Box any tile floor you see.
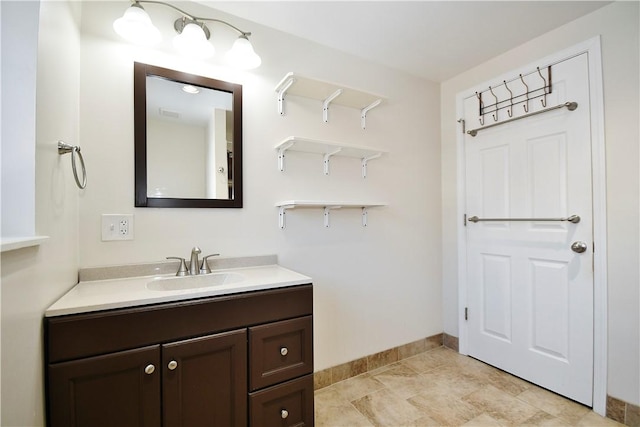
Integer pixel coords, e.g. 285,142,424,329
315,346,622,426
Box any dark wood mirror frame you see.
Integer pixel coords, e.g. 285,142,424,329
134,62,243,208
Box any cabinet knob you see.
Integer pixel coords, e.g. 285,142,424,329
280,347,288,356
281,409,289,419
144,364,155,375
168,360,178,371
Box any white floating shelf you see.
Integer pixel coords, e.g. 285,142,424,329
275,200,387,229
275,72,386,128
275,136,387,177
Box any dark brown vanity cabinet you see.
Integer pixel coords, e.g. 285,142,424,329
45,284,314,427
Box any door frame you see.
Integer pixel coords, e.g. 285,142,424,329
455,36,607,415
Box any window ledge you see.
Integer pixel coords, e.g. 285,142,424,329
1,236,49,252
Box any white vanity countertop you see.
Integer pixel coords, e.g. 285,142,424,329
45,264,312,317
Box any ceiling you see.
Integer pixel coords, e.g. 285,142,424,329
208,1,610,82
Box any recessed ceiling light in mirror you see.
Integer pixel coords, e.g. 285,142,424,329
182,85,200,94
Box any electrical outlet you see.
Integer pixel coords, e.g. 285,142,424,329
102,214,134,241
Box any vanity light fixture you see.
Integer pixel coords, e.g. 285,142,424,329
113,0,262,69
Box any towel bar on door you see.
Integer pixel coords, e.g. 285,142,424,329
466,101,578,137
467,215,580,224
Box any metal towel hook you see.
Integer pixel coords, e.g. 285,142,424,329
519,74,530,113
488,86,499,121
503,80,514,117
58,141,87,189
475,91,485,125
537,67,548,107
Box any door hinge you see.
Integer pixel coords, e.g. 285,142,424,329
464,214,467,227
465,307,468,321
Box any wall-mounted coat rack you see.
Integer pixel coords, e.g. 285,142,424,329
58,141,87,189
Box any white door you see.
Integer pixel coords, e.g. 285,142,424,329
464,53,594,405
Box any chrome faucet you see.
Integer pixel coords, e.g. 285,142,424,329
189,246,202,275
167,247,219,276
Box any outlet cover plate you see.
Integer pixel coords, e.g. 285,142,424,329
101,214,134,241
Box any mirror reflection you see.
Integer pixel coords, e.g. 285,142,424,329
146,76,234,199
134,62,243,208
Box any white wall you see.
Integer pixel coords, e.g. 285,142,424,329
147,118,206,198
78,1,442,372
440,1,639,406
0,1,82,425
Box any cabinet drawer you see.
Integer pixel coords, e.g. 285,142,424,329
249,374,314,427
249,316,313,390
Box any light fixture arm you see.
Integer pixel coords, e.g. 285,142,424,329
133,0,251,36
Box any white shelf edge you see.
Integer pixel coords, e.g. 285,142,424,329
275,136,387,176
276,201,387,228
275,136,388,156
275,200,387,208
275,72,385,126
1,235,49,252
274,72,386,106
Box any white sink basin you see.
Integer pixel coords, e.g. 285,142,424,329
147,272,245,291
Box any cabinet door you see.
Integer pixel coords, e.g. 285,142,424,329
249,374,314,427
48,345,161,427
162,328,247,427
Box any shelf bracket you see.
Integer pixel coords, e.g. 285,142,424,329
323,148,342,175
277,77,295,116
360,99,382,129
278,205,294,229
277,141,295,172
323,89,343,123
323,206,342,227
361,152,382,178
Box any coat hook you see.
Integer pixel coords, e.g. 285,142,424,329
519,74,529,112
488,86,498,122
503,80,513,117
537,66,548,107
476,91,485,125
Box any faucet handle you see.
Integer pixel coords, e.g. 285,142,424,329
166,257,189,276
200,254,220,274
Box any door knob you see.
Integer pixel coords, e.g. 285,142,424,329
168,360,178,370
571,241,588,253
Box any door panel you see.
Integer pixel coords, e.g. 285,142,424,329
480,144,510,223
527,133,568,222
464,53,593,405
529,258,570,360
481,253,512,342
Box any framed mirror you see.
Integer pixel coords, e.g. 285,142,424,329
134,62,242,208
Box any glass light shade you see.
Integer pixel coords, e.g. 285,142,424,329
225,36,262,70
113,5,161,46
173,23,215,59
